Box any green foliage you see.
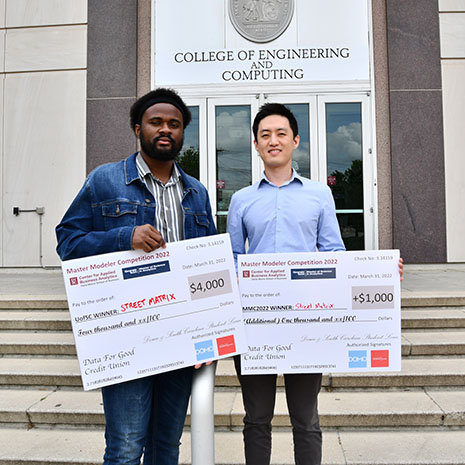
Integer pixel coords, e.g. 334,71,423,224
178,146,200,179
330,159,364,250
330,159,363,210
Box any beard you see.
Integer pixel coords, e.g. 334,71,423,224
140,129,184,162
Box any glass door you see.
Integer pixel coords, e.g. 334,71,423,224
318,94,374,250
184,93,375,249
207,97,260,233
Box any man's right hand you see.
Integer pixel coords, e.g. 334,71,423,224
132,224,166,252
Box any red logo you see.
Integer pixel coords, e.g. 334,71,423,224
69,277,78,286
371,350,389,367
216,180,226,189
216,335,236,356
327,175,337,186
242,270,250,278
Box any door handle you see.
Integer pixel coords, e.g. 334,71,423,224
12,207,45,216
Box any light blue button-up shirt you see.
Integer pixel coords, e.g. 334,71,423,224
227,171,345,266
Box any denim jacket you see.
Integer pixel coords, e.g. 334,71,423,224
56,153,217,261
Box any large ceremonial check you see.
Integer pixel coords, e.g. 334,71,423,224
238,250,401,374
62,234,246,390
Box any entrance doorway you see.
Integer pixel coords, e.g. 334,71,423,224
179,93,375,250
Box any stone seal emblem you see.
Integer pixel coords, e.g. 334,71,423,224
229,0,295,43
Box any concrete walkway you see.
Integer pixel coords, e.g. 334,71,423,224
401,264,465,297
1,264,464,298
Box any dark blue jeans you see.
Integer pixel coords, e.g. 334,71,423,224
101,367,193,465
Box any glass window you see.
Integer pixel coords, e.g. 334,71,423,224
336,213,364,250
326,103,364,250
286,103,310,179
215,105,252,233
326,103,363,210
178,106,199,179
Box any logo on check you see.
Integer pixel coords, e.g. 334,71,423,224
194,340,215,361
348,350,367,368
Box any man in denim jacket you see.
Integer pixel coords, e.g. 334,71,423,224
56,88,216,465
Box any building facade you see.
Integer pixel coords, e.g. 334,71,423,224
0,0,464,267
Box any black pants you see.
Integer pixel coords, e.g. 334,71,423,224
234,356,322,465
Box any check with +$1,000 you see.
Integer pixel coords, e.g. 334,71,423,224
238,250,401,375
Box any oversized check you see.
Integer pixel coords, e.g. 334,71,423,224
62,233,246,390
238,250,401,374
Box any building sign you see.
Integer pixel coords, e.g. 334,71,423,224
229,0,295,43
153,0,370,86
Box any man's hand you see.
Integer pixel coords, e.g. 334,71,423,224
194,361,213,370
132,224,166,252
398,257,404,281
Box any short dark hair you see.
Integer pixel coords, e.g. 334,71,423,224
252,103,298,140
129,88,191,131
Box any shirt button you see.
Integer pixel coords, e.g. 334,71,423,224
145,199,151,203
277,229,281,232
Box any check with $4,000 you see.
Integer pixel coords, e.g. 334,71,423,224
62,233,246,390
238,250,401,375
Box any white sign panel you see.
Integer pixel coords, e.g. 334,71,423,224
62,234,247,390
153,0,370,85
238,250,401,374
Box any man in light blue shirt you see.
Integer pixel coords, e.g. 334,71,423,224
227,103,344,465
228,104,403,465
227,158,345,258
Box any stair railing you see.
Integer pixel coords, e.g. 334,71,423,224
190,362,216,464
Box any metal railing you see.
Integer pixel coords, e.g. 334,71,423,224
190,362,216,465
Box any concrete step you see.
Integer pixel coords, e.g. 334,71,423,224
2,308,465,332
0,331,76,355
1,387,464,428
0,311,71,330
401,307,465,328
2,356,465,389
217,357,465,388
0,388,104,426
401,294,465,308
0,357,81,387
1,308,465,332
1,292,464,310
402,330,465,355
0,296,67,310
9,294,462,311
7,292,461,311
0,427,465,465
3,329,465,356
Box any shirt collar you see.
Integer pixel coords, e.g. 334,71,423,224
136,152,182,186
257,168,303,189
